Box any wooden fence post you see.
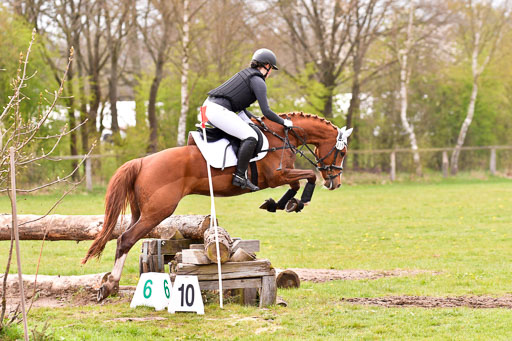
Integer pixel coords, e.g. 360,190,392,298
85,157,92,191
490,148,496,175
442,151,449,178
390,151,396,182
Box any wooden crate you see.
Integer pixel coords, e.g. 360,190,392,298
139,238,276,307
172,259,277,307
139,238,199,273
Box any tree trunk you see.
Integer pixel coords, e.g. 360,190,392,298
346,59,362,168
89,69,101,139
399,68,422,176
129,3,144,129
321,86,334,118
0,273,110,297
147,61,164,153
399,4,422,176
0,214,214,241
451,80,478,175
77,61,90,154
177,0,190,146
109,48,119,134
66,61,79,180
451,14,484,175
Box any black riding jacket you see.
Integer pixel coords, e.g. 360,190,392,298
208,68,284,125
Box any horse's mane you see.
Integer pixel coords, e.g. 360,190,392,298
261,111,338,131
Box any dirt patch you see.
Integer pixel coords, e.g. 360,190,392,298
2,286,134,311
342,295,512,309
288,268,436,283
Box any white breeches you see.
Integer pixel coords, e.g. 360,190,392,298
202,98,258,141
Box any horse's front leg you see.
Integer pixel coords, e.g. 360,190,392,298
260,168,317,213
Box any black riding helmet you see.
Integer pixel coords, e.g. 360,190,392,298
252,48,279,70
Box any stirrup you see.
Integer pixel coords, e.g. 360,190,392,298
232,174,259,191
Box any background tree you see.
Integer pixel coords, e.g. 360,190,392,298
450,0,510,174
139,0,176,153
103,0,133,136
273,0,357,118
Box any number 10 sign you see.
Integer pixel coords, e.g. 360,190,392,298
168,276,204,315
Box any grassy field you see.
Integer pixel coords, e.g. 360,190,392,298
1,176,512,340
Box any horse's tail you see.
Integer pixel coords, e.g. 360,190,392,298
81,158,142,264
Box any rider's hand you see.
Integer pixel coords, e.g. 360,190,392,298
283,119,293,128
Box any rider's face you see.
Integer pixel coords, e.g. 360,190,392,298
265,65,272,78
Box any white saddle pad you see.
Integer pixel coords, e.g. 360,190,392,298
189,131,268,169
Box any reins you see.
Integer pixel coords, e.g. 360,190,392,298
256,118,346,179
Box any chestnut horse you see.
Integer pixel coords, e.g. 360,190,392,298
82,112,352,301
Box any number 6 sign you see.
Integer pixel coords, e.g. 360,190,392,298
130,272,172,311
168,276,204,315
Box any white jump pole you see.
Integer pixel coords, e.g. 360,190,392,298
200,106,223,308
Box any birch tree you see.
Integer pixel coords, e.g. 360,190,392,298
450,0,509,174
175,0,208,146
176,0,190,147
396,4,422,175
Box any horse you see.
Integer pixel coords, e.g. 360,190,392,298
81,112,353,301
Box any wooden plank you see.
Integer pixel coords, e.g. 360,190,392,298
390,151,396,182
259,275,277,307
232,240,260,253
189,244,204,249
182,249,211,265
155,255,164,272
176,260,274,280
241,288,258,306
230,248,256,262
490,148,497,175
198,278,261,291
442,151,449,178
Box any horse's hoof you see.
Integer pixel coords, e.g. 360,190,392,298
97,285,108,302
97,281,118,302
259,198,277,212
285,198,304,213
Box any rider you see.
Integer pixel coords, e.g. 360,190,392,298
204,48,292,192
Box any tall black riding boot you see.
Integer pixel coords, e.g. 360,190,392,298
232,137,260,191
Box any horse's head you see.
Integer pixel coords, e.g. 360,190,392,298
314,126,353,190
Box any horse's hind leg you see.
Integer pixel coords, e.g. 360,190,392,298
98,208,176,301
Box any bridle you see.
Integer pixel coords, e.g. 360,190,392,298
258,120,347,181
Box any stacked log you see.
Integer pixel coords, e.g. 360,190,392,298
0,214,213,241
203,226,232,263
275,269,301,288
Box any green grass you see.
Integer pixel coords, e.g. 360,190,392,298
1,177,512,339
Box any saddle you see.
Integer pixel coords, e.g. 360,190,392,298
187,123,269,169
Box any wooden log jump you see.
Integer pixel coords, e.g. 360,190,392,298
0,214,213,241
